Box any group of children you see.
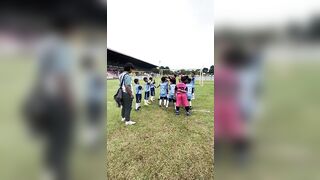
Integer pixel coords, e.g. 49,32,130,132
133,74,195,116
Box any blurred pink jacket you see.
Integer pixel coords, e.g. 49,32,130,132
214,65,245,141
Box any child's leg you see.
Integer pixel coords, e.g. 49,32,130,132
166,99,169,108
144,92,149,105
192,88,195,99
135,94,139,110
151,89,155,101
175,106,180,115
164,98,167,108
175,94,181,112
138,95,141,109
159,98,162,106
185,106,190,112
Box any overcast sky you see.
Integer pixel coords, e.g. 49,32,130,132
107,0,214,69
215,0,320,28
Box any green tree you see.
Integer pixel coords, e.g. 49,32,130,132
203,68,209,73
209,65,214,75
151,68,159,74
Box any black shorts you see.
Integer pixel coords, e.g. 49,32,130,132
144,91,150,100
136,94,142,103
160,96,167,100
150,88,155,96
169,98,176,103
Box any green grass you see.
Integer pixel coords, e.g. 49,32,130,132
107,79,214,179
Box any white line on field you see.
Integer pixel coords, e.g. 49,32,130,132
192,109,212,113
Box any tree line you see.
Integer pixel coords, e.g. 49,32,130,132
151,65,214,75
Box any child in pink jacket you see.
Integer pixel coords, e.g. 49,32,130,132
175,75,191,116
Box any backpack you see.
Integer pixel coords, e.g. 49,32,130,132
114,73,128,107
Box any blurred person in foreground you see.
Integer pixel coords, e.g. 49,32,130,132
214,44,250,165
82,55,105,149
23,18,76,180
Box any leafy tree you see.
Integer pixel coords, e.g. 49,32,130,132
209,65,214,75
151,68,159,74
203,68,209,73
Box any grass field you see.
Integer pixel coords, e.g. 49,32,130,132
107,78,214,179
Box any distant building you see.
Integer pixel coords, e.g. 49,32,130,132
107,49,158,79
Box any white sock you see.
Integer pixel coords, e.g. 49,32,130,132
174,103,176,110
138,103,141,108
166,100,169,107
136,103,138,110
159,99,162,106
164,100,167,107
189,101,192,107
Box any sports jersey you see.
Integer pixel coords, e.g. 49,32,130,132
186,83,193,99
145,82,150,92
159,82,168,97
150,81,155,89
191,77,195,87
169,84,176,96
135,84,142,94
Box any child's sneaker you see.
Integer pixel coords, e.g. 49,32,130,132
125,120,136,125
186,112,191,116
175,111,180,115
121,117,125,122
190,106,192,110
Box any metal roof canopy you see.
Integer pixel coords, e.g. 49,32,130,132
107,49,158,71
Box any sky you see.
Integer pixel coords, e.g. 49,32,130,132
215,0,320,28
107,0,214,70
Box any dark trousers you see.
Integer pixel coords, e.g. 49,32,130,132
136,94,142,103
121,92,133,121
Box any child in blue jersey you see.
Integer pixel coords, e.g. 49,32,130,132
186,77,193,109
157,77,169,107
191,73,196,99
143,77,151,105
134,78,143,111
167,78,177,109
149,77,156,102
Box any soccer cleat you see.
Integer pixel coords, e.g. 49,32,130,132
121,118,125,122
190,106,192,110
186,112,191,116
175,111,180,115
125,120,136,125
